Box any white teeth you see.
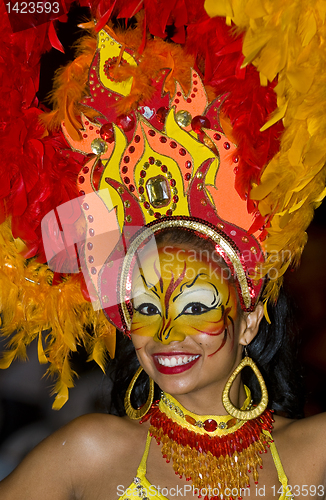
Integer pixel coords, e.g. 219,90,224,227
157,355,199,367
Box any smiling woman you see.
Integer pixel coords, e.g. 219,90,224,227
1,0,326,499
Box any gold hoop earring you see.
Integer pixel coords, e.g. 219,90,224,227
222,356,268,420
124,366,154,420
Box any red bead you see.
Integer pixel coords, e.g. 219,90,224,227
129,146,135,153
88,255,94,263
184,173,191,181
185,160,191,169
79,190,85,195
160,136,167,143
170,179,176,187
116,114,135,132
87,215,94,223
179,148,186,156
156,106,169,124
79,176,85,184
177,91,182,96
82,166,89,174
224,142,231,150
124,155,130,163
154,212,161,218
187,98,192,103
91,267,97,275
173,195,179,202
122,166,128,174
214,133,221,141
148,130,156,137
139,186,144,194
170,141,177,149
191,115,211,133
134,135,140,143
166,209,173,216
87,242,93,250
149,157,155,164
129,185,135,192
140,170,146,178
124,177,130,184
161,165,168,173
175,99,180,104
83,203,89,210
203,419,218,432
144,202,150,209
100,123,115,143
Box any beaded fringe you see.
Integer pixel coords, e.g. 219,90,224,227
147,406,274,500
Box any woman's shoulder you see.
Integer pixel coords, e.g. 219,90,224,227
272,412,326,486
0,413,148,500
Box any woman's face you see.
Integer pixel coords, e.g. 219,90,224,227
130,244,247,396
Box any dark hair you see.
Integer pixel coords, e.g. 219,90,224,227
106,228,305,419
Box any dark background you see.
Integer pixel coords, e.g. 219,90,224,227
1,3,326,479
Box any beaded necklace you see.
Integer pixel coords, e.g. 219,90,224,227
141,389,274,500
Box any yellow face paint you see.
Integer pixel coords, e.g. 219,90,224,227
131,247,238,349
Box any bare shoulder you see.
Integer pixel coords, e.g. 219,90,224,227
0,413,147,500
272,412,326,486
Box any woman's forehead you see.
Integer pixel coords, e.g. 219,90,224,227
132,244,231,293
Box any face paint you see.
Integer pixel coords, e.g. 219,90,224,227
131,246,238,351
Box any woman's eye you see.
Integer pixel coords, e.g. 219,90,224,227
182,302,210,315
135,303,161,316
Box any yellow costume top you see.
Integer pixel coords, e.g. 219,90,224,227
118,431,293,500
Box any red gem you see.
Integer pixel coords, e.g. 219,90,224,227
170,141,177,149
193,87,198,92
116,114,135,132
79,190,85,195
122,166,128,174
179,148,186,156
87,242,93,250
88,255,94,263
185,160,191,169
224,142,231,150
175,99,180,104
191,115,211,133
91,267,97,275
83,133,87,138
170,179,176,187
89,228,95,237
129,185,135,192
144,202,150,209
214,133,221,141
140,170,147,178
154,212,161,218
129,146,135,153
100,122,114,144
79,176,85,184
187,98,192,103
173,195,179,202
124,156,130,163
203,419,218,432
177,91,182,96
87,215,94,223
124,177,130,184
89,126,93,130
191,94,195,98
161,165,168,173
149,157,155,164
184,173,191,181
156,106,169,124
82,166,89,174
139,186,144,194
148,130,156,137
134,135,140,143
166,209,172,216
233,156,239,163
160,136,167,143
83,203,89,210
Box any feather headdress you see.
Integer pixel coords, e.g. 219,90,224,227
0,0,325,407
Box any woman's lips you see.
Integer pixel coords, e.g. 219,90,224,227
152,352,201,374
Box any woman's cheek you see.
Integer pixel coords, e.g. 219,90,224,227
130,313,160,337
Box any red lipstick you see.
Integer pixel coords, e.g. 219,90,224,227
152,352,200,374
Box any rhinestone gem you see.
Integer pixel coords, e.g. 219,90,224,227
191,115,211,133
175,110,192,128
100,123,114,143
146,175,171,208
203,419,218,432
91,138,108,155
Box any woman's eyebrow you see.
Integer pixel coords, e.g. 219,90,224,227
173,273,208,302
